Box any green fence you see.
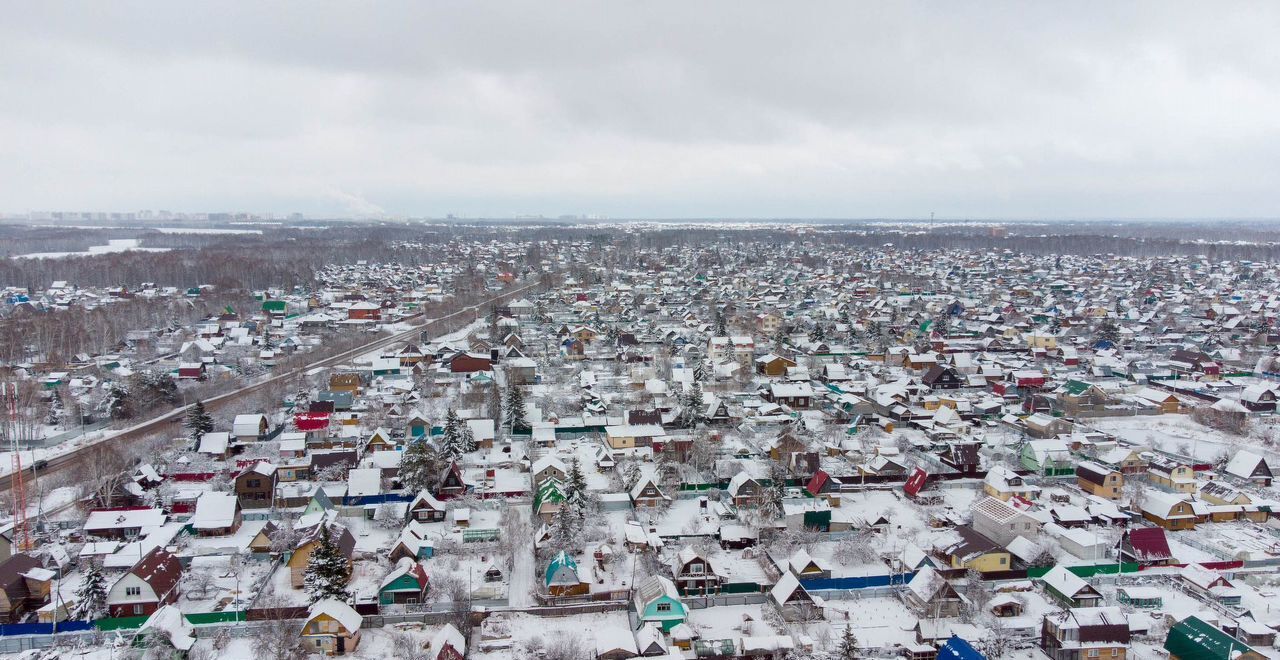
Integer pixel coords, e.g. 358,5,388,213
95,615,149,631
94,610,247,632
1027,562,1140,580
186,611,246,625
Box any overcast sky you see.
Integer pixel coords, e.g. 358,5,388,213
3,2,1279,219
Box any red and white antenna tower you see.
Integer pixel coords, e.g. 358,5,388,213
4,384,29,552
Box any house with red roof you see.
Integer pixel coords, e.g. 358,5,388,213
107,548,183,617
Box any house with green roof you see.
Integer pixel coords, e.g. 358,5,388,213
633,575,687,632
304,488,336,517
533,479,567,521
1165,616,1264,660
544,551,588,596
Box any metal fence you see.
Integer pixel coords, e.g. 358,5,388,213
684,593,768,609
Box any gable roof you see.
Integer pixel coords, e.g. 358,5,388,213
1040,565,1096,599
190,492,239,530
1123,527,1172,561
1164,616,1257,660
126,547,182,598
306,598,362,632
431,623,467,659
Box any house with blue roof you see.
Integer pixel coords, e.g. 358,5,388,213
939,635,985,660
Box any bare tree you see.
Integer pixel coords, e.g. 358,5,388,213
252,596,308,660
78,441,135,508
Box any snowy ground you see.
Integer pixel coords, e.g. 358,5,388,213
505,502,534,608
471,611,634,660
1089,416,1240,462
15,239,170,259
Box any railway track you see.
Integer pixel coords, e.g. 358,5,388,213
0,279,545,493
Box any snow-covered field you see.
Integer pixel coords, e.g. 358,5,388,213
16,239,170,259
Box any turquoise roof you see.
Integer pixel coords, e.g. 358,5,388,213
544,551,578,586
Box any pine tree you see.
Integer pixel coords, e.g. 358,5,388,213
73,560,107,621
714,309,728,336
623,460,642,491
835,626,858,660
440,409,465,461
681,383,705,428
106,383,133,420
809,322,826,343
549,503,580,549
692,355,709,382
185,400,215,442
504,386,530,433
303,525,351,604
566,457,588,518
460,422,477,453
399,439,441,495
760,462,788,522
45,391,64,428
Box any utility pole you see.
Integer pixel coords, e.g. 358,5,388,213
5,383,29,553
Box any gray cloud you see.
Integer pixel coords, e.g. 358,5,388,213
2,1,1278,218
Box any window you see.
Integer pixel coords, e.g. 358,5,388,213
656,603,672,613
999,557,1007,565
133,604,144,615
689,563,704,575
125,586,141,597
1111,650,1119,657
1087,650,1099,658
248,479,261,488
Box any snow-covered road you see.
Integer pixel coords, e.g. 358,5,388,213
505,502,535,608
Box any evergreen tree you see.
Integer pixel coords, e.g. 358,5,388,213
835,626,859,660
504,386,530,433
440,409,465,461
692,355,709,382
106,383,133,420
714,309,728,336
566,457,588,517
45,391,63,428
760,462,788,522
73,560,107,621
399,438,441,495
549,503,580,549
622,460,642,491
809,322,826,343
303,525,351,603
681,383,705,428
760,479,785,522
772,327,789,350
185,400,215,442
460,422,477,453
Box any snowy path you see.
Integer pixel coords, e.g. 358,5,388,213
506,501,535,608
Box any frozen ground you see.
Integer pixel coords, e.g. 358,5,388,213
16,239,170,259
1089,416,1241,462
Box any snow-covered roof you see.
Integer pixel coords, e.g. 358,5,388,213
197,432,230,454
430,624,467,659
306,598,362,632
595,627,639,657
85,508,165,532
346,467,382,497
190,492,239,530
140,605,196,651
1226,450,1268,480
